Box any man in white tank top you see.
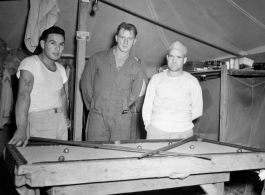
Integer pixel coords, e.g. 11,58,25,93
9,26,69,147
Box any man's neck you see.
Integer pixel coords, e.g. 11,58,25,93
113,47,129,60
166,69,184,77
39,53,54,64
38,54,56,71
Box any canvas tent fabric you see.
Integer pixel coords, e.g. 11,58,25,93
1,0,265,65
190,74,265,150
194,77,220,141
181,74,265,150
81,0,265,67
224,76,265,149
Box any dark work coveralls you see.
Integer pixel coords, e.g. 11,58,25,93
80,47,144,141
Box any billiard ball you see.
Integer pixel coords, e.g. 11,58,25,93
63,148,69,153
168,142,173,145
237,149,242,153
190,145,195,149
197,138,202,142
58,156,65,161
137,145,142,149
114,140,121,145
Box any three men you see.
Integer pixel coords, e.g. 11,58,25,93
10,23,201,144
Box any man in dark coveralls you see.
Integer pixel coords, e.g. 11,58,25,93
80,22,145,141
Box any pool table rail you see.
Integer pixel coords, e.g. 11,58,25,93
4,136,265,194
4,147,265,188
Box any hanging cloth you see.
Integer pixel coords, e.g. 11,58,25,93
0,69,13,128
24,0,60,53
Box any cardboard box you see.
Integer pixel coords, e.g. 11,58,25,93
238,57,254,67
184,61,204,71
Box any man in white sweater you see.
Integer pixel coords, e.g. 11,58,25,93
142,41,203,139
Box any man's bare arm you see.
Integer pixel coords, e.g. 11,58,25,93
9,70,33,146
61,84,70,128
61,84,68,117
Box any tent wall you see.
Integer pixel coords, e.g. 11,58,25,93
194,77,220,141
224,76,265,149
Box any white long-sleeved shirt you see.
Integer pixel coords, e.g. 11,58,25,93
142,70,203,133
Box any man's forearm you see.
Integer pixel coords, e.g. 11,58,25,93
61,93,68,117
142,110,152,129
15,94,30,133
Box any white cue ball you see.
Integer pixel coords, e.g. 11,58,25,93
114,140,121,145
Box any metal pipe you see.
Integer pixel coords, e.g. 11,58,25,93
98,0,241,57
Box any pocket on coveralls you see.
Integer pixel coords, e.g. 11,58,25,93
115,73,132,90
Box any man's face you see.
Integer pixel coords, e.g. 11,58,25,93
41,33,65,61
115,28,136,53
167,49,187,72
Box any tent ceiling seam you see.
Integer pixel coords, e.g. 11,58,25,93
145,0,169,49
226,0,265,30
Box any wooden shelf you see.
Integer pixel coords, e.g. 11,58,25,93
228,69,265,76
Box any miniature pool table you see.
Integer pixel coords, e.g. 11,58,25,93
4,135,265,195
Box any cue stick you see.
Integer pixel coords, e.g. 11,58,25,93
138,136,197,159
28,137,211,160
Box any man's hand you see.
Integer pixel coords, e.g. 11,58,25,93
122,110,129,114
65,116,71,128
8,130,28,147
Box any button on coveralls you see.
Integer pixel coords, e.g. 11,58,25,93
81,47,144,141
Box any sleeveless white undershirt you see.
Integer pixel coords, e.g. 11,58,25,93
17,55,68,113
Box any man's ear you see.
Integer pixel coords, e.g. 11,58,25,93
184,57,187,64
40,40,45,50
115,35,118,42
133,38,137,45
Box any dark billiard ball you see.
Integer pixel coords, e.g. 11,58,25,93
58,156,65,162
63,148,69,153
168,142,173,145
190,145,195,149
137,145,142,149
237,149,242,153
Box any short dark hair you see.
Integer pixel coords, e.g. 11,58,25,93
117,22,137,37
40,26,65,42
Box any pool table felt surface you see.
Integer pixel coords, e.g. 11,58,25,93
18,141,250,164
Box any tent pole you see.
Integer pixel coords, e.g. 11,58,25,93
220,65,228,141
73,0,90,141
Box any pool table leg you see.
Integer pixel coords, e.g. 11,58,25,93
200,182,224,195
262,181,265,195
